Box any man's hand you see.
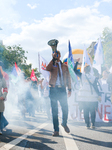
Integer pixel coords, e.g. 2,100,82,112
76,58,80,62
0,97,4,100
68,91,71,97
52,52,58,59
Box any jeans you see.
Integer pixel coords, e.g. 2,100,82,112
49,86,68,132
83,102,98,126
0,112,9,130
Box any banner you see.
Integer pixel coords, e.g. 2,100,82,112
67,58,77,83
67,40,77,83
38,53,49,82
67,82,112,122
68,40,74,67
10,62,21,83
30,69,37,81
81,46,93,74
58,81,112,122
93,37,104,74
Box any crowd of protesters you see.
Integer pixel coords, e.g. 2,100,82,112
15,76,51,119
0,56,112,136
0,61,51,135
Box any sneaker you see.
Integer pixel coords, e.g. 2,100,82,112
86,124,90,129
52,131,59,136
61,124,70,133
86,126,90,129
91,123,95,129
91,126,95,129
3,127,7,131
0,130,2,135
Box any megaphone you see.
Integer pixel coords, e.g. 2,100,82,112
48,39,59,53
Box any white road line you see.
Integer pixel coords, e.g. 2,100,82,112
0,123,48,150
60,125,79,150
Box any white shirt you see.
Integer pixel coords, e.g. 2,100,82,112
55,61,64,86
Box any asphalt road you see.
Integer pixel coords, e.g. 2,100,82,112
0,111,112,150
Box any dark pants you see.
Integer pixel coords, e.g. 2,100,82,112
81,102,98,126
49,86,68,132
0,112,9,130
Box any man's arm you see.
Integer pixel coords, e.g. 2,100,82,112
73,58,82,78
46,60,54,71
46,53,57,71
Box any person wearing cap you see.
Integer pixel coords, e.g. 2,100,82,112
0,62,8,134
46,50,71,136
74,58,101,129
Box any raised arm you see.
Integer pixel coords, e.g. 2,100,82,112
46,53,57,71
73,58,82,78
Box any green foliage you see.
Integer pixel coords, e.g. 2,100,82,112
33,68,41,79
102,27,112,67
0,44,40,78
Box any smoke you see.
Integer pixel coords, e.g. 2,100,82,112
4,72,51,128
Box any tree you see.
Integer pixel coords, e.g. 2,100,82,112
1,45,27,70
102,27,112,67
0,44,40,79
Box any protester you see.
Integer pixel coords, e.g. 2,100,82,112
25,77,35,117
0,62,8,135
46,50,71,136
107,68,112,103
17,72,26,118
74,58,101,129
100,70,108,84
31,81,39,115
40,78,51,119
37,79,45,112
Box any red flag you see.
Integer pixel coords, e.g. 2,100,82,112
15,62,21,75
30,69,37,81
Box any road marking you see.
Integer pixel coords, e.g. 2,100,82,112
60,125,79,150
0,123,48,150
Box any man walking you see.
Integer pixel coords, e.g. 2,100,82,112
46,50,71,136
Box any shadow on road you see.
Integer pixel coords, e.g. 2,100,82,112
16,130,57,150
71,134,112,148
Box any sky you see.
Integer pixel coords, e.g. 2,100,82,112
0,0,112,69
